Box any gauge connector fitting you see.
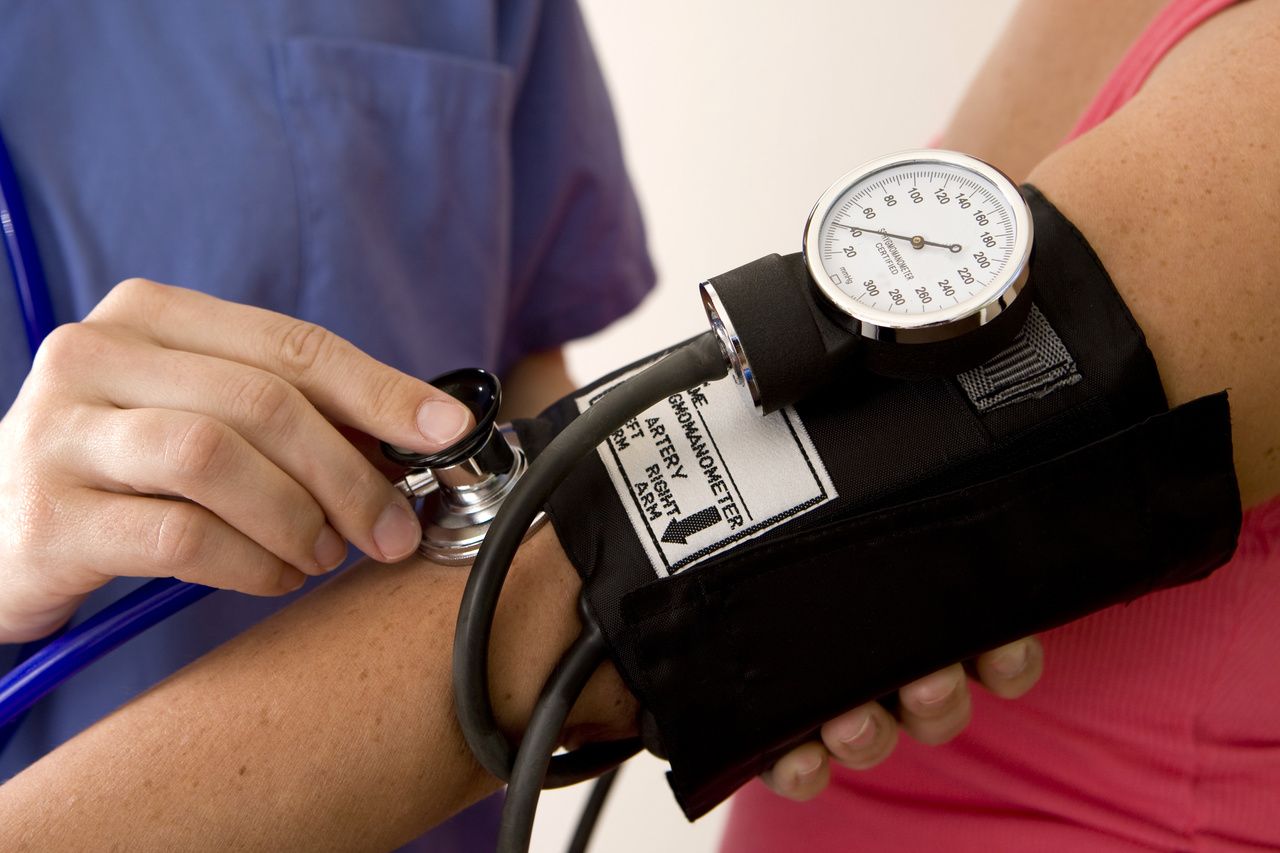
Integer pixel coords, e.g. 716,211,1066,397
700,253,858,414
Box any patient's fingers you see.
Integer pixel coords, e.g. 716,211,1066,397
821,701,899,771
973,636,1044,699
761,640,1045,803
898,663,972,746
760,740,830,802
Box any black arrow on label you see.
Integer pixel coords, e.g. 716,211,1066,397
661,506,722,545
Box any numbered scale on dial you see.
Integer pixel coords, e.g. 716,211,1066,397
802,150,1033,342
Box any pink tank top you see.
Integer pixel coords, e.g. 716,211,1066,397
722,2,1280,849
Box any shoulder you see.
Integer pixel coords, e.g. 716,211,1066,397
1027,0,1280,292
1031,0,1280,201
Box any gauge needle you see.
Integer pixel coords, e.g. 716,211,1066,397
832,222,961,253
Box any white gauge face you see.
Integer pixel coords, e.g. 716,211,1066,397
803,150,1032,332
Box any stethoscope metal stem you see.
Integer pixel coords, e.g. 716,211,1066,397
384,370,547,565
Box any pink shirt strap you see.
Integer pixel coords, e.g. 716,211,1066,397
1065,0,1238,140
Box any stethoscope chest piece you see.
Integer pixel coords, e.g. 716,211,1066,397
382,369,546,565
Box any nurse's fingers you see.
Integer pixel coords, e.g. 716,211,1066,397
973,636,1044,699
71,330,420,563
820,701,900,771
86,407,343,576
759,740,830,802
897,663,972,746
66,488,307,596
88,279,473,455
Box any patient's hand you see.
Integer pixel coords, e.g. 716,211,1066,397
490,524,1044,800
506,526,1043,802
761,639,1044,800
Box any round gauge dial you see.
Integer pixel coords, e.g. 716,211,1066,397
803,150,1032,338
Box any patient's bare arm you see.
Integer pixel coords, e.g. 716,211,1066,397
0,349,625,851
0,526,631,852
762,0,1280,799
1028,0,1280,506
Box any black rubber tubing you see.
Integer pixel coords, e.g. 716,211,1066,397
566,765,621,853
497,623,609,853
452,331,727,786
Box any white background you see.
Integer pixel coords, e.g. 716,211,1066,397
546,3,1021,851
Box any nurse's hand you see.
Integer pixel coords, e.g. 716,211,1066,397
0,279,473,644
761,636,1044,800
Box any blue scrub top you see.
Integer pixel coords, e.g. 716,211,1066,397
0,1,654,848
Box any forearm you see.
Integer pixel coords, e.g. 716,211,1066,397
0,527,634,851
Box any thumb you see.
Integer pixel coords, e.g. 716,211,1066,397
410,389,476,452
350,374,475,456
275,339,475,455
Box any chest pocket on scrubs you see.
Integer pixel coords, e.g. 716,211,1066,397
271,37,513,374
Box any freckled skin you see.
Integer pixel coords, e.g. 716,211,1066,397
941,0,1170,184
944,0,1280,506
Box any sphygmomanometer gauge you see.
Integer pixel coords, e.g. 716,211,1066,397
702,149,1036,412
802,149,1033,345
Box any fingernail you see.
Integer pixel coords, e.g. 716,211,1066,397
915,673,960,706
312,524,347,572
416,399,472,448
836,713,876,749
280,570,308,594
373,503,421,561
991,643,1029,679
795,753,823,781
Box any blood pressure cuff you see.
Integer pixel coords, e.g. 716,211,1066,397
511,185,1242,819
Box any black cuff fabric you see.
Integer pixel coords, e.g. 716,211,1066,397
513,185,1241,819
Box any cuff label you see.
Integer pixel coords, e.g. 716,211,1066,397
576,367,837,579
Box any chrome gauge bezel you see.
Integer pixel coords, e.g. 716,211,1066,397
801,149,1033,343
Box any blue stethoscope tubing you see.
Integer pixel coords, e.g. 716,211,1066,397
0,581,214,731
0,126,55,358
0,124,213,749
